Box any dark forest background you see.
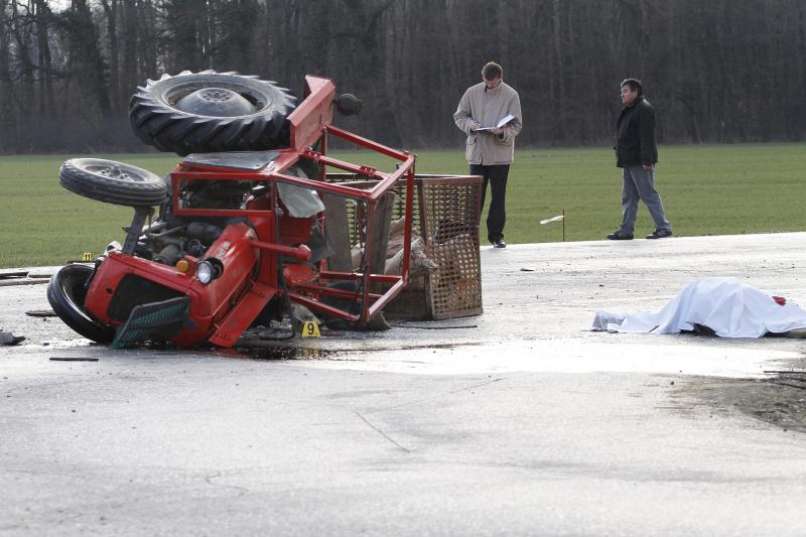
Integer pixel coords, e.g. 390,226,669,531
1,0,804,154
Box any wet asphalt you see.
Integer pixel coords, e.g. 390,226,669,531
2,233,806,536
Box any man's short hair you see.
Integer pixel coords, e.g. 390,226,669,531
482,62,503,80
621,78,643,95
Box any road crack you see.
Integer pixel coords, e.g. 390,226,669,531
354,411,411,453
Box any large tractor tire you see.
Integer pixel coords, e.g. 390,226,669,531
59,158,167,207
129,70,296,155
47,264,115,344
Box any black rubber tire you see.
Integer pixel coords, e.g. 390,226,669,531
59,158,167,207
129,70,296,155
47,264,115,344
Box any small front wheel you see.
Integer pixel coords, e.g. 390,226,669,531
59,158,167,207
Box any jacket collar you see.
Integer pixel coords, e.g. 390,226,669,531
624,95,644,109
484,81,504,94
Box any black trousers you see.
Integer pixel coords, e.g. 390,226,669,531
470,164,510,242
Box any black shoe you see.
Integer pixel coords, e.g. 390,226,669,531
491,239,507,249
646,229,673,239
606,231,633,240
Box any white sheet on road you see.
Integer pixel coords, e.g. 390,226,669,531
593,277,806,338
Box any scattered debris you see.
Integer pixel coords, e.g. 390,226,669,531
242,346,338,360
677,376,806,433
0,279,49,288
0,271,28,280
0,331,25,346
25,310,57,318
258,325,295,341
392,323,478,330
520,268,535,272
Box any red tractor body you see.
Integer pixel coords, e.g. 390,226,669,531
52,75,416,348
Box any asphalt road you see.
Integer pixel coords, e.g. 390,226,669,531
3,233,806,536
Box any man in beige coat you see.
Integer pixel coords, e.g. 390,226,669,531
453,61,523,248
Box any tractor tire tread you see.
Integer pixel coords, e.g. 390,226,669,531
47,264,115,344
129,71,295,155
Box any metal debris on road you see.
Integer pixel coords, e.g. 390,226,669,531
26,310,57,318
0,279,49,288
0,271,28,280
391,323,478,330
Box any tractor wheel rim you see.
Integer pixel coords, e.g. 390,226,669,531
173,86,259,117
86,164,144,182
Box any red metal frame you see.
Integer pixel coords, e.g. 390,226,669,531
87,75,415,347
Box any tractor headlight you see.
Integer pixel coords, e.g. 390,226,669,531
196,259,222,285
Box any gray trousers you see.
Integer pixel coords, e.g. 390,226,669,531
619,165,671,234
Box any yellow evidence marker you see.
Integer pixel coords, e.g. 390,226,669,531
81,252,94,262
300,321,321,338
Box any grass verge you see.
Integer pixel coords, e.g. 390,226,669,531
1,143,804,267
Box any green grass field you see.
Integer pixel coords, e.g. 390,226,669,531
1,144,805,268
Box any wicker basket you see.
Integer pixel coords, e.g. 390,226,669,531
416,175,483,320
370,175,482,320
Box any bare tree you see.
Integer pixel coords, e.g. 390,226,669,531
0,0,805,153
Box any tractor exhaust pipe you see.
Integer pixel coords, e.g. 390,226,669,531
122,206,153,255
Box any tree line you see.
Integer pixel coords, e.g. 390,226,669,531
1,0,804,154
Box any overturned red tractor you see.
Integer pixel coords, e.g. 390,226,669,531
48,72,415,348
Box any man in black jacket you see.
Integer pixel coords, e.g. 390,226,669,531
607,78,672,240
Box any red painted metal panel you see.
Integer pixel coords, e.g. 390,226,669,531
209,281,277,348
287,76,335,151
